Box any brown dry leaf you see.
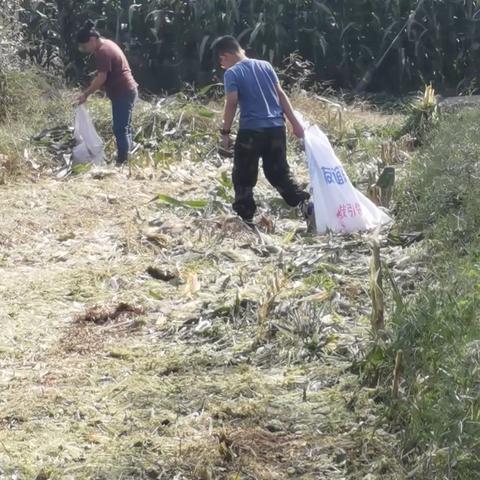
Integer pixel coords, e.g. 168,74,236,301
257,214,275,234
301,290,331,303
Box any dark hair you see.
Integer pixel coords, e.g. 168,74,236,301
213,36,241,57
77,20,100,44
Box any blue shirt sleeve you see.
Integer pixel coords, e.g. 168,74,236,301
224,69,238,93
265,63,280,85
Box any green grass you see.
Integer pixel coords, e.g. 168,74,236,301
0,68,72,177
375,109,480,479
396,109,480,247
384,260,480,478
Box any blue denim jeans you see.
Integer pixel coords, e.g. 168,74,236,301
111,89,137,164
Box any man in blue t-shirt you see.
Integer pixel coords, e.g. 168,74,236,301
214,36,311,226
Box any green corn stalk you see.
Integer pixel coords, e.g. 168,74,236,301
12,0,480,93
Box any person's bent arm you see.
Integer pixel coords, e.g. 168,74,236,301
275,84,304,138
78,72,108,104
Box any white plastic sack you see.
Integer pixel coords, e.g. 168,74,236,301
304,123,391,234
72,105,104,165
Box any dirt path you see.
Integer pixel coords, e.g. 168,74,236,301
0,163,406,479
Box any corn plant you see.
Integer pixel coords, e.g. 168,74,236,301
8,0,480,93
